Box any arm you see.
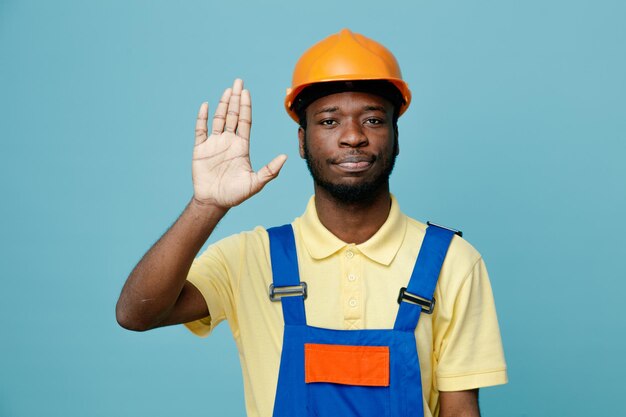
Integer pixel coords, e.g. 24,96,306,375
116,79,287,331
439,389,480,417
434,257,507,414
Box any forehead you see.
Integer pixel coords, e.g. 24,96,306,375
305,91,394,115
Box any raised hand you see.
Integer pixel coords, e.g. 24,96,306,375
192,79,287,209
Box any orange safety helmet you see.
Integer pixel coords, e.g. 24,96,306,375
285,28,411,122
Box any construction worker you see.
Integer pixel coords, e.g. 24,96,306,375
116,29,507,417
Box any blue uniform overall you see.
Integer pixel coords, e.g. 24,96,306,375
267,223,457,417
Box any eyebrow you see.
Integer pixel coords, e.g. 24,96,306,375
362,105,387,113
313,105,387,116
313,106,339,116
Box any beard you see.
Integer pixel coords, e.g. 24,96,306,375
303,137,397,204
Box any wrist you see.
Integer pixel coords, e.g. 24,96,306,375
189,196,230,217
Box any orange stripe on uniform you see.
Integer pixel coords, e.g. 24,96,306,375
304,343,390,387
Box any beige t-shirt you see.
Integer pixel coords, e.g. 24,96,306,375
186,196,507,417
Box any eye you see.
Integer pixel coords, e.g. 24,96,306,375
320,119,338,126
365,118,384,125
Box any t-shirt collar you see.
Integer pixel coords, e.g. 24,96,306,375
298,194,407,266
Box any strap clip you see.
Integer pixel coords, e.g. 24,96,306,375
427,221,463,237
269,282,308,302
397,287,436,314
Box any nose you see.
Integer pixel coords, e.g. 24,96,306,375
340,120,368,148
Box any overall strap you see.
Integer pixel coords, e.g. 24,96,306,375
393,224,457,331
267,224,307,326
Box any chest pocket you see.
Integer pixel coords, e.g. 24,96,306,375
305,343,391,417
305,343,390,386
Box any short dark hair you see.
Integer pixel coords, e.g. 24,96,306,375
294,80,403,130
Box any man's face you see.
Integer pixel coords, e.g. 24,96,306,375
298,91,398,203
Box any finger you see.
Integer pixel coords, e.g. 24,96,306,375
237,89,252,141
211,88,232,135
195,102,209,145
224,79,243,133
251,154,288,193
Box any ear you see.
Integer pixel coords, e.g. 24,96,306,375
298,127,306,159
394,128,400,156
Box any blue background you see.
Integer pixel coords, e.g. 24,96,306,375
1,0,625,416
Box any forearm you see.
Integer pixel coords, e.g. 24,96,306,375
116,198,227,331
439,389,480,417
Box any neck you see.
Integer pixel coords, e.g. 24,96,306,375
313,184,392,245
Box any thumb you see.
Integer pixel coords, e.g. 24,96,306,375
251,154,288,192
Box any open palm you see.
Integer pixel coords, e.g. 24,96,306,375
192,79,287,208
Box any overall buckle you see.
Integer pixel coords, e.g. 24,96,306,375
269,282,308,301
426,221,463,237
397,287,435,314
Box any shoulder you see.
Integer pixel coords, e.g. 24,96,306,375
404,215,484,289
405,216,482,261
200,220,308,262
194,226,271,266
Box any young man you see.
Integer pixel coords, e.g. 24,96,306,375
116,29,507,417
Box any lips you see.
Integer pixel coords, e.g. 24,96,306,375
332,154,375,173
